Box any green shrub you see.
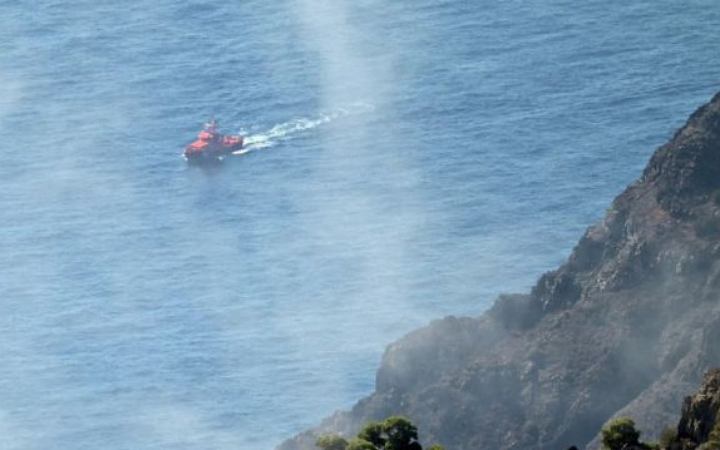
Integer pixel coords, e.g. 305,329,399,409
317,416,441,450
601,417,642,450
316,434,349,450
358,421,386,448
347,438,378,450
382,416,419,450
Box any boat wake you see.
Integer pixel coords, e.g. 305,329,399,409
233,103,374,155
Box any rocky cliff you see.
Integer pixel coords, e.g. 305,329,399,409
279,91,720,450
670,369,720,449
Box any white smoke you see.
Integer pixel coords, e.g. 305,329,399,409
256,0,428,434
294,2,379,107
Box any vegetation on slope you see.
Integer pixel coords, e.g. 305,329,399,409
316,416,444,450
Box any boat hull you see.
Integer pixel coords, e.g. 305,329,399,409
183,140,244,164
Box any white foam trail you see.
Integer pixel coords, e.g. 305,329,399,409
233,103,374,155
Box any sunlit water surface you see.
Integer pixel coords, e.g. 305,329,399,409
1,1,718,448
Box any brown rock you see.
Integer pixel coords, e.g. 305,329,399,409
279,92,720,450
674,369,720,449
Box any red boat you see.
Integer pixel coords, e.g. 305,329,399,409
184,119,244,163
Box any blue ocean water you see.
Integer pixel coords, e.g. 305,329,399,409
1,1,718,449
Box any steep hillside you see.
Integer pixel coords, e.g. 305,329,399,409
279,92,720,450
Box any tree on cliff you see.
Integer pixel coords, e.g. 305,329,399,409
347,438,378,450
316,435,351,450
316,416,444,450
601,417,652,450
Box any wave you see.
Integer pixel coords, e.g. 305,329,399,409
233,102,374,155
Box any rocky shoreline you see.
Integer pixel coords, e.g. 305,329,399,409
280,92,720,450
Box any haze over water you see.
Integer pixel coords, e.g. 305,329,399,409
1,1,718,449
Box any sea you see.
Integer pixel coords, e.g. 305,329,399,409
1,1,718,449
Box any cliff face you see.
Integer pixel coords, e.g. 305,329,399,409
672,369,720,449
279,92,720,450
